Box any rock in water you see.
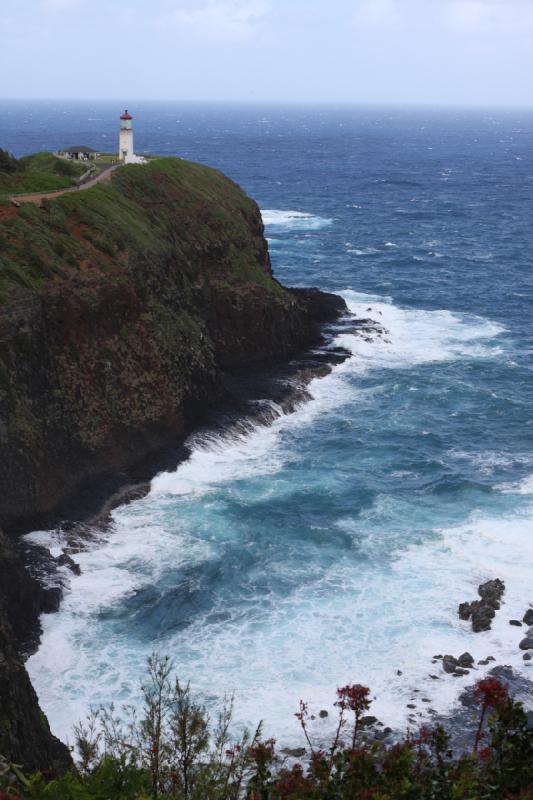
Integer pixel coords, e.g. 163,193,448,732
458,652,474,668
443,655,459,673
458,578,505,632
523,609,533,626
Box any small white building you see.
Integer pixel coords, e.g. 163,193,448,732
58,145,99,161
119,110,146,165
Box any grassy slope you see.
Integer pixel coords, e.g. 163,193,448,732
0,157,281,302
0,152,87,197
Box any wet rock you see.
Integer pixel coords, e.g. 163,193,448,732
519,637,533,651
453,668,470,677
281,747,306,758
458,579,505,632
458,652,474,669
41,586,62,614
442,655,458,674
397,670,403,676
319,710,328,719
374,727,393,741
55,553,81,576
407,704,416,709
510,620,523,627
472,602,496,633
433,654,443,660
523,653,532,661
429,675,440,680
523,609,533,626
361,716,378,727
479,578,505,604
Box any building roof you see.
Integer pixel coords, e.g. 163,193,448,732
60,146,97,154
120,110,133,120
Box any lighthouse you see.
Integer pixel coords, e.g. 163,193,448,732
119,110,134,162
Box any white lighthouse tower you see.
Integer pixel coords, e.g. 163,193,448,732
119,110,134,162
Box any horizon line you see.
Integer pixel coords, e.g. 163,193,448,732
1,97,533,113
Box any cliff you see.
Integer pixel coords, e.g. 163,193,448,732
0,157,345,770
0,530,71,773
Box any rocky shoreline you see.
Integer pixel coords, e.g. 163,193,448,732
281,579,533,761
20,307,388,636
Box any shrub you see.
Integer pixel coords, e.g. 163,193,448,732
2,665,532,799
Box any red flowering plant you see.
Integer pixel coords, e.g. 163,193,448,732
335,684,371,750
473,678,508,753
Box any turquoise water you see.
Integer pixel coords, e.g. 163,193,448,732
4,102,532,743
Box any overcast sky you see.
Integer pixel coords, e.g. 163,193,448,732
1,0,532,106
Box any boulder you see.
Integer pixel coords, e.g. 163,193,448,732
55,553,81,576
523,609,533,626
458,652,474,668
510,620,523,626
443,655,458,674
281,747,306,758
519,637,533,651
458,579,505,632
478,579,505,604
458,602,473,621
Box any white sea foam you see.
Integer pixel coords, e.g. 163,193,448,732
26,290,515,747
261,209,333,230
347,247,378,256
338,290,505,368
499,474,533,496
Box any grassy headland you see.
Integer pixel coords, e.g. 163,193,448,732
0,149,88,198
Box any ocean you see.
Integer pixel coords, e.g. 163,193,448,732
2,100,533,745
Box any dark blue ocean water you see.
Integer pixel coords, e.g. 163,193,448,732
4,101,533,742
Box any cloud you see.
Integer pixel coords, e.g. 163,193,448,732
350,0,533,37
444,0,533,35
166,0,270,43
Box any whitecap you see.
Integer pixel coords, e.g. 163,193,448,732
498,474,533,496
347,248,378,256
261,209,333,230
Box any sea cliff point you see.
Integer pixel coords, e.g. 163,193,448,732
0,155,346,769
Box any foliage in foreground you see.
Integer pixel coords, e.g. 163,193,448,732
1,655,532,800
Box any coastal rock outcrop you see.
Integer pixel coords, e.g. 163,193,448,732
0,530,71,772
458,579,505,632
0,158,346,534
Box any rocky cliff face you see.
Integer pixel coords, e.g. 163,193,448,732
0,158,343,533
0,157,345,770
0,530,71,772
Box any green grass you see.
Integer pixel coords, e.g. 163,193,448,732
0,156,284,305
0,150,88,195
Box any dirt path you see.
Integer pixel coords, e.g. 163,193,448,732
10,164,120,206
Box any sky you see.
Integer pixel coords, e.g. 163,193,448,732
1,0,533,107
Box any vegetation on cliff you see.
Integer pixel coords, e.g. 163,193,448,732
0,150,86,198
1,655,532,799
0,157,338,533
